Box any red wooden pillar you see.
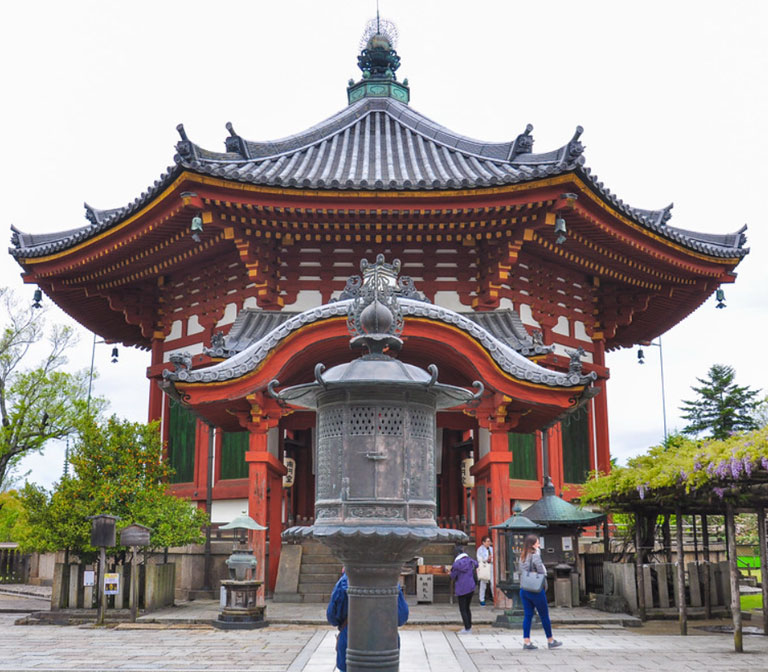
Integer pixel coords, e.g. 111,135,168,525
245,420,286,601
472,401,514,607
147,338,164,424
591,340,611,473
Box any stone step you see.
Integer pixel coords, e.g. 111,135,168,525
298,572,341,585
301,563,343,575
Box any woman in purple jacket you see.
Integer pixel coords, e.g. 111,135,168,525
449,544,478,634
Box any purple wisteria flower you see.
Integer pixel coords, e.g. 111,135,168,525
715,461,729,479
743,457,753,477
730,457,743,479
706,462,716,476
693,460,703,472
762,456,768,471
713,487,725,499
679,469,688,483
637,484,646,500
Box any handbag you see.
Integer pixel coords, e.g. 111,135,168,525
477,560,492,582
519,557,545,593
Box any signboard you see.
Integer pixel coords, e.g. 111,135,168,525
460,458,474,488
83,570,95,587
283,457,296,488
120,524,151,547
562,536,573,552
104,573,120,596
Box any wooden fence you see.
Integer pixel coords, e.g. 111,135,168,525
0,546,28,584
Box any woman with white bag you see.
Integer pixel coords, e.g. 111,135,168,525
519,534,562,650
476,535,493,606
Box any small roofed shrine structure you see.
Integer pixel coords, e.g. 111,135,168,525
9,19,749,600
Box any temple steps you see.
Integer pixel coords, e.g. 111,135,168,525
274,538,473,604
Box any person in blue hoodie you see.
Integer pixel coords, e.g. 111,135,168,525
326,568,409,672
449,544,478,634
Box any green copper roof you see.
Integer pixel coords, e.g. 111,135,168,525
522,478,605,526
490,514,546,531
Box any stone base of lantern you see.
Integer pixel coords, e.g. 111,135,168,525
493,583,525,628
212,580,267,630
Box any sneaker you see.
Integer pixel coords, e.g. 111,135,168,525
479,601,485,606
547,640,563,649
458,628,472,635
523,642,537,650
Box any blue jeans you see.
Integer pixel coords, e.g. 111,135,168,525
520,588,552,639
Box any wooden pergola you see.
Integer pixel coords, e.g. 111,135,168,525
589,472,768,652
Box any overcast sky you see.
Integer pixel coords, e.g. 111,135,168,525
2,1,766,488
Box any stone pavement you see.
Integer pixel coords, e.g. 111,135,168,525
1,610,767,672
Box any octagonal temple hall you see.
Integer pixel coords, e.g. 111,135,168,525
9,24,748,602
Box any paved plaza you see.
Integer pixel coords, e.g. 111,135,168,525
1,606,767,672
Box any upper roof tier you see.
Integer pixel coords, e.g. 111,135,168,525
9,94,747,262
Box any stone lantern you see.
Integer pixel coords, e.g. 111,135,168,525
491,507,545,627
213,511,268,630
270,255,481,672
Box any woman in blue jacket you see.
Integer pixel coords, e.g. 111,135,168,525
326,569,409,672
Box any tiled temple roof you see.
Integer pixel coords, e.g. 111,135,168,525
9,97,748,260
164,298,597,388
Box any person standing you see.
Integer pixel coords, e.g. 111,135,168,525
449,544,478,634
519,534,562,650
476,535,493,606
326,568,409,672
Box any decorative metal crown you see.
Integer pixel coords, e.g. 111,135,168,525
347,255,405,355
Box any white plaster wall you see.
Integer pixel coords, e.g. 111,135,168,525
518,304,541,328
243,296,260,310
552,315,570,337
216,302,238,327
187,314,205,335
477,427,490,460
550,341,593,363
163,342,205,362
284,289,323,312
498,297,514,311
433,291,465,312
574,320,591,342
210,499,249,524
166,320,183,342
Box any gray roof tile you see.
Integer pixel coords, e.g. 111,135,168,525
9,98,748,261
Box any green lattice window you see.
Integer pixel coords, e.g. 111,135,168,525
508,432,537,481
168,399,196,483
562,410,591,484
220,431,249,480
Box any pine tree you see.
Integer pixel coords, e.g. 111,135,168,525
680,364,761,439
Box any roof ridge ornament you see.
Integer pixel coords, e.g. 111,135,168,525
508,124,534,161
348,17,409,105
175,123,197,160
225,122,252,159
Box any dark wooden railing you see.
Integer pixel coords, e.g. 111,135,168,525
0,546,28,584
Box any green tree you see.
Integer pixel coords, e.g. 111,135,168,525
16,415,207,556
0,489,24,542
0,288,105,489
680,364,761,440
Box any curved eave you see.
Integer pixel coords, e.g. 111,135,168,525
164,299,594,398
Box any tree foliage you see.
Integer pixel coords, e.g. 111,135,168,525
16,415,208,557
0,288,106,489
0,489,24,542
680,364,761,440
